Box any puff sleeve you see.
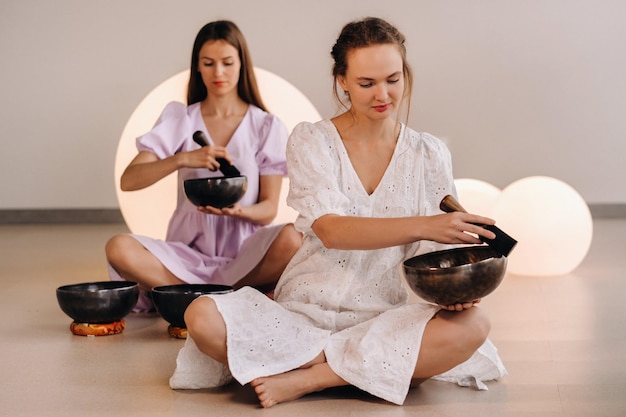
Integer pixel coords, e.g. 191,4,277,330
286,122,352,233
255,113,289,177
136,101,191,159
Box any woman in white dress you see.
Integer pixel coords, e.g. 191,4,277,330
172,17,507,408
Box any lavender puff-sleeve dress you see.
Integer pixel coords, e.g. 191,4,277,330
109,101,290,311
169,120,507,405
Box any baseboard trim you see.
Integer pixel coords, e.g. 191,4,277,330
588,204,626,219
0,204,624,224
0,209,125,224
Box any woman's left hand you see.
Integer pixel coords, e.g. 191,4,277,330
439,299,480,311
194,175,282,225
196,203,244,218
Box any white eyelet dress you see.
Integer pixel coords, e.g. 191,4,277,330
170,120,507,405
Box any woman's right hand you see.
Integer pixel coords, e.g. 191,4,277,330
421,212,496,245
120,145,231,191
181,145,233,171
312,211,498,251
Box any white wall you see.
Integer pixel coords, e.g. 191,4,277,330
1,0,624,209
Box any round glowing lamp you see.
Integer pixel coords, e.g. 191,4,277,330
491,176,593,276
453,178,501,216
115,68,319,239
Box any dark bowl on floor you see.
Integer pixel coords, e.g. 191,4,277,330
56,281,139,324
183,175,247,208
151,284,234,328
402,246,507,306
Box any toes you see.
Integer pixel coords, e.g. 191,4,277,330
253,383,266,396
261,398,277,408
252,380,273,407
257,390,276,408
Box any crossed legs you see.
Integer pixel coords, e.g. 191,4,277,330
185,296,491,408
184,296,348,408
105,234,184,291
105,223,302,293
411,307,491,384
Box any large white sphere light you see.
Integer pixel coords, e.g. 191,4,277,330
115,68,320,239
492,176,593,276
453,178,501,216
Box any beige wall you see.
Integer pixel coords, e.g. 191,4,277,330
1,0,624,209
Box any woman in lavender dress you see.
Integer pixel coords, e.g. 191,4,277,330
106,20,302,311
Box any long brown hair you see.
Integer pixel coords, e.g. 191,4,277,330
330,17,413,123
187,20,267,111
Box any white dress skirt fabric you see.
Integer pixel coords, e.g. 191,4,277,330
170,120,507,405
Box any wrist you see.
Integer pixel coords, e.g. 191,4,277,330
172,152,185,169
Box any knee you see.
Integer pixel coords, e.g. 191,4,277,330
440,308,491,356
104,234,143,270
469,308,491,346
184,296,219,336
105,234,136,267
184,297,228,361
105,234,125,262
459,308,491,352
279,224,303,255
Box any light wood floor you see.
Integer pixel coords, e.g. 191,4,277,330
1,220,625,416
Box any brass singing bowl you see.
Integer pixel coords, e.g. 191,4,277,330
183,175,247,209
151,284,233,328
56,281,139,324
402,246,507,306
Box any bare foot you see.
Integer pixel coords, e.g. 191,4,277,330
251,368,317,408
250,358,346,408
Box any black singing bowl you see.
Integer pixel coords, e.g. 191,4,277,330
151,284,234,328
183,175,248,209
402,246,507,306
56,281,139,324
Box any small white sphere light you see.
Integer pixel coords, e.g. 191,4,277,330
453,178,502,216
492,176,593,276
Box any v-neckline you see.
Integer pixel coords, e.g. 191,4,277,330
201,105,250,149
327,120,404,197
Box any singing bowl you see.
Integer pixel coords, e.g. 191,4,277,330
151,284,234,328
402,246,507,306
56,281,139,323
183,175,247,209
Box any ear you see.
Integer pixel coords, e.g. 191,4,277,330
337,75,348,93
